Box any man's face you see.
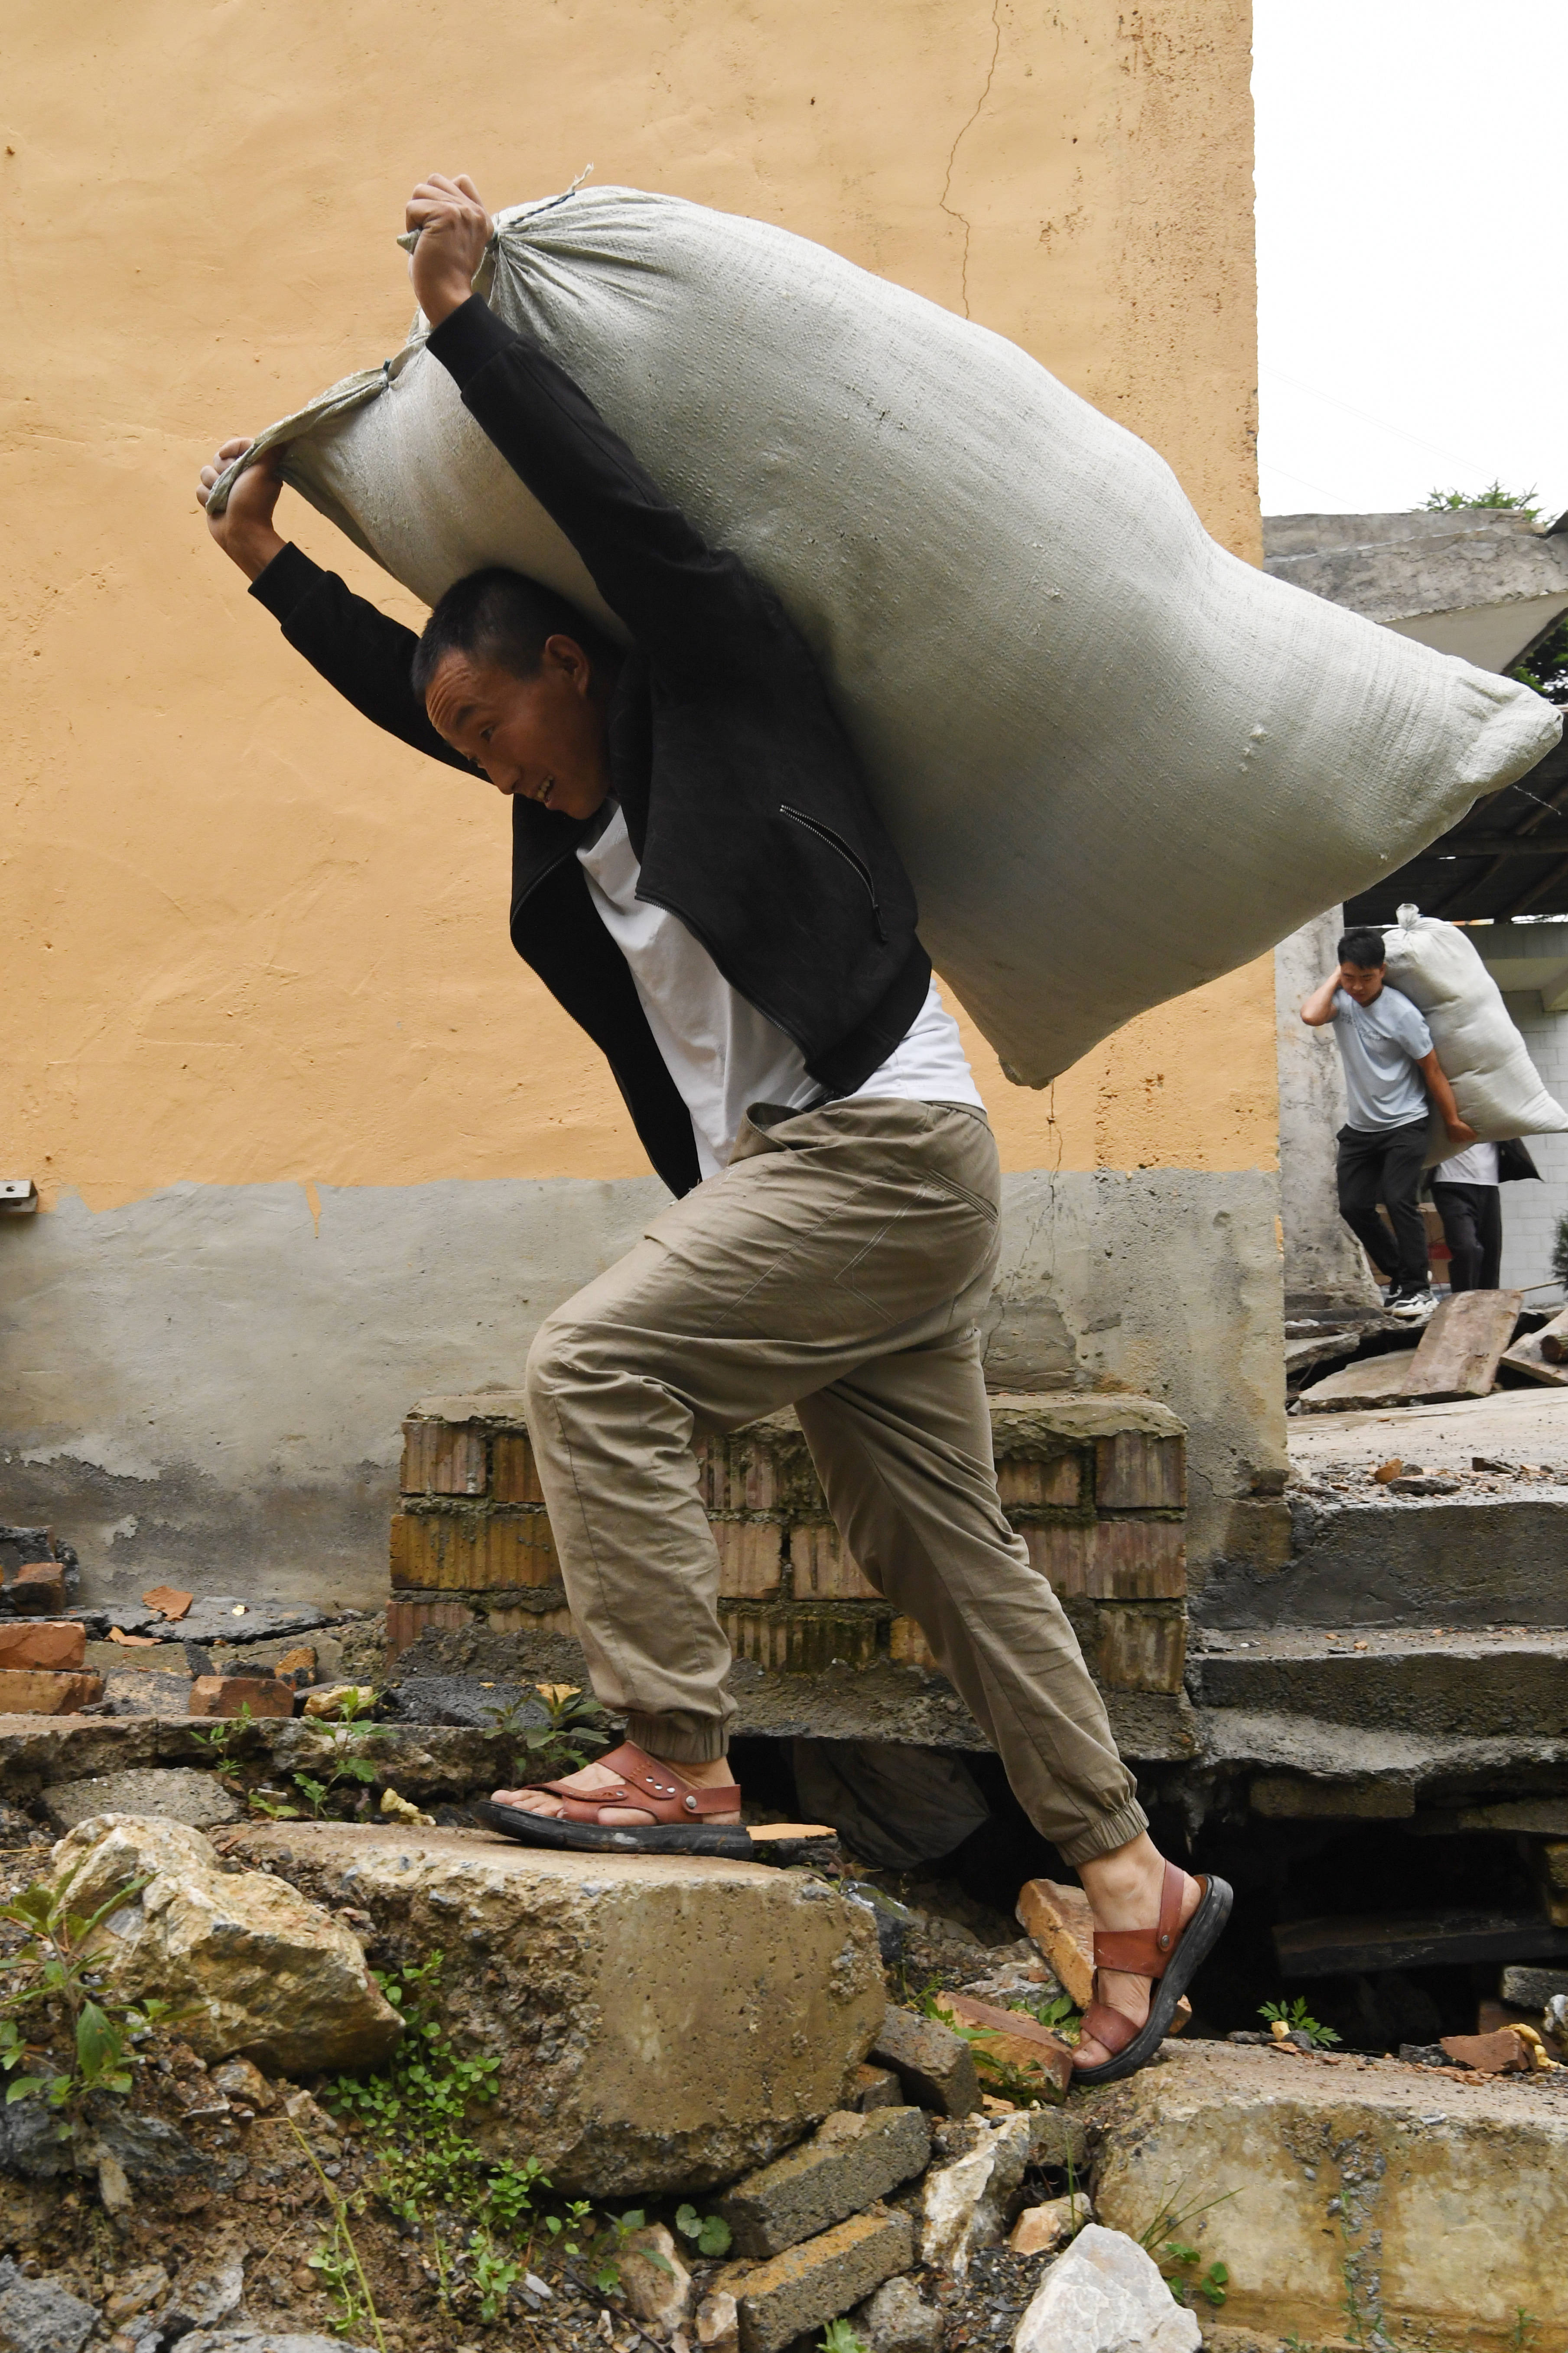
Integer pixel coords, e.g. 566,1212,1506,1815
1338,960,1386,1006
424,639,611,821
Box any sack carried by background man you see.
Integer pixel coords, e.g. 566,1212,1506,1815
209,187,1562,1085
1382,906,1568,1162
1498,1137,1542,1182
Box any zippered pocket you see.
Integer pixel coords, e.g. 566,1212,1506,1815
779,804,888,941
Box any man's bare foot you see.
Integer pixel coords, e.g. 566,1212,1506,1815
491,1751,742,1828
1073,1833,1201,2070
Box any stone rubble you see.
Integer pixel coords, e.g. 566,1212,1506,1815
49,1814,402,2073
1012,2224,1201,2353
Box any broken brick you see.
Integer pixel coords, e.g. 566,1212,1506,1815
931,1993,1073,2099
0,1668,104,1715
735,2206,913,2353
187,1676,293,1720
869,2007,981,2118
0,1620,85,1672
9,1563,65,1616
718,2105,929,2258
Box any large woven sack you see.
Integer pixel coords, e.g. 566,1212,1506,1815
1380,907,1568,1161
211,187,1561,1085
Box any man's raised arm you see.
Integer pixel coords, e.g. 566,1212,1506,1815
1300,971,1341,1027
196,437,472,773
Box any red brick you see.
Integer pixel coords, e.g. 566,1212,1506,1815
696,1430,784,1516
1093,1432,1185,1510
1094,1607,1186,1693
1018,1524,1093,1597
0,1621,85,1672
390,1509,558,1591
9,1563,65,1616
714,1520,784,1599
722,1610,880,1673
0,1669,103,1716
996,1454,1083,1508
492,1431,545,1504
385,1598,475,1664
789,1525,878,1600
188,1675,294,1719
888,1616,938,1670
400,1419,488,1497
1085,1519,1186,1600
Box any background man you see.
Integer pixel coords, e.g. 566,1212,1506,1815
195,172,1229,2082
1301,925,1477,1320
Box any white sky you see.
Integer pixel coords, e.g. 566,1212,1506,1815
1252,0,1566,521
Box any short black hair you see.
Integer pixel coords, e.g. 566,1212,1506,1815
410,567,615,702
1337,926,1388,970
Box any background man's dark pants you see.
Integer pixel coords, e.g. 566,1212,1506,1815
1337,1118,1431,1289
1431,1181,1503,1291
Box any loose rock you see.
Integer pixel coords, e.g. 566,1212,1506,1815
921,2112,1033,2280
869,2006,981,2118
620,2224,693,2331
43,1769,241,1834
49,1814,402,2073
0,2256,99,2353
187,1677,293,1720
1014,2224,1200,2353
850,2271,943,2353
1009,2191,1094,2256
179,2337,377,2353
695,2288,740,2350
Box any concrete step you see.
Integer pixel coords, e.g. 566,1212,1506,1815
1200,1490,1568,1630
1191,1626,1568,1738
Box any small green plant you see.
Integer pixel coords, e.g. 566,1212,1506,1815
1425,480,1539,518
1161,2240,1229,2308
1259,1997,1341,2049
501,1682,614,1776
0,1868,172,2128
675,2202,734,2258
820,2324,869,2353
185,1702,255,1767
1511,2310,1540,2353
292,2122,387,2349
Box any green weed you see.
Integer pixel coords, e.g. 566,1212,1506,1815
0,1867,176,2133
820,2324,869,2353
675,2202,733,2258
1259,1997,1341,2049
1161,2240,1229,2308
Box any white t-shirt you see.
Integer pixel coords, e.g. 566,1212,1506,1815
577,805,984,1177
1331,982,1433,1131
1434,1139,1500,1185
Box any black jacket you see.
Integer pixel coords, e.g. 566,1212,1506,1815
250,293,929,1196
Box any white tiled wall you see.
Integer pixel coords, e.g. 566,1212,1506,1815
1496,990,1568,1302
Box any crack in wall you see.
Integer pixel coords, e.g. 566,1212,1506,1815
938,0,1004,319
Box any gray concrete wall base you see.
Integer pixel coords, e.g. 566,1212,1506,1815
1200,1493,1568,1629
0,1166,1284,1609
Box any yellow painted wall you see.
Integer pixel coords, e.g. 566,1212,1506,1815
3,0,1267,1211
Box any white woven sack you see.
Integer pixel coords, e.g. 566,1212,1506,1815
211,187,1562,1085
1381,906,1568,1160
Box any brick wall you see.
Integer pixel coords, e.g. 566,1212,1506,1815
387,1392,1189,1704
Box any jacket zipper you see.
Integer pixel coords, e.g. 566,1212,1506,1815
779,804,888,942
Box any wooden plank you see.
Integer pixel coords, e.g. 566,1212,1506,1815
1275,1909,1568,1980
1500,1316,1568,1388
1295,1349,1419,1412
1399,1289,1523,1402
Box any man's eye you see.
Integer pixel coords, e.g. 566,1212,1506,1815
479,727,494,744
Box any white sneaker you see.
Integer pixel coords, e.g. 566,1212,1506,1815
1387,1286,1437,1322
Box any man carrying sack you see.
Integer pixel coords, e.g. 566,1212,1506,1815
1301,924,1477,1322
197,173,1229,2083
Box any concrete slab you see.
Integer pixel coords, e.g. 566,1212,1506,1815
1193,1628,1568,1736
1093,2039,1568,2346
1289,1385,1568,1475
231,1821,884,2194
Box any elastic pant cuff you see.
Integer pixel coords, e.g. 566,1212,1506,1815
625,1712,730,1768
1058,1799,1151,1869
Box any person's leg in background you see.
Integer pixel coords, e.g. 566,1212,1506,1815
1336,1125,1400,1285
1477,1185,1504,1289
1377,1118,1436,1291
1431,1181,1482,1291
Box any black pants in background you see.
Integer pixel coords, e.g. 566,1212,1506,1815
1431,1181,1503,1291
1336,1118,1431,1289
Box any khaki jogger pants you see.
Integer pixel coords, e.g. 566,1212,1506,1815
524,1096,1148,1865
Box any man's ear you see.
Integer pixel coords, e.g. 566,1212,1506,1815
542,633,593,694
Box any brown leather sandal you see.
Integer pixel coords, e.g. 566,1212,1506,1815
473,1740,755,1859
1070,1860,1233,2086
534,1740,743,1826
